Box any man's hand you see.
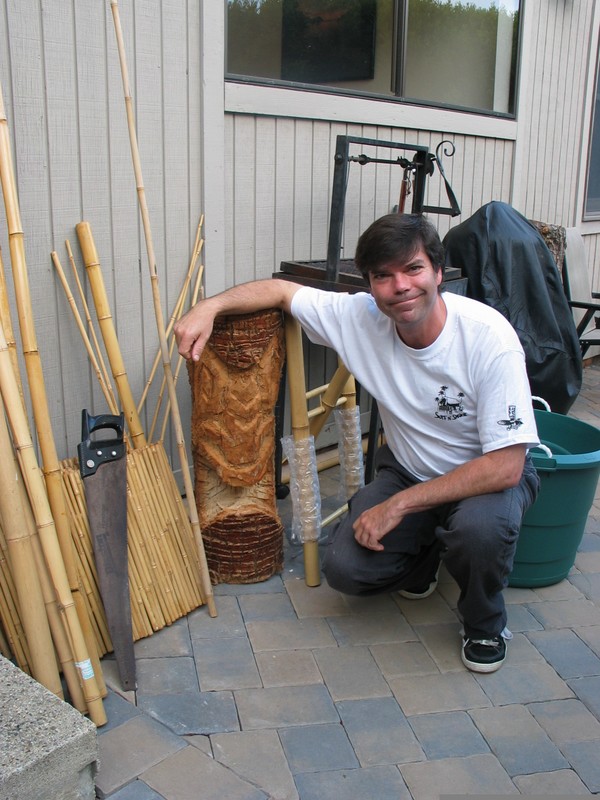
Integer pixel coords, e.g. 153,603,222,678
353,496,405,551
174,279,302,362
352,444,528,551
174,301,215,362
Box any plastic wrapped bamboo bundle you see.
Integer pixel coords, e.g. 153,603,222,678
188,309,285,584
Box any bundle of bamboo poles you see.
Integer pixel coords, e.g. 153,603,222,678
48,218,212,658
0,83,106,725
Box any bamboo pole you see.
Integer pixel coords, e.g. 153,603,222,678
110,0,215,616
0,318,106,724
0,522,29,668
0,247,22,406
75,222,147,450
0,621,10,658
0,401,62,696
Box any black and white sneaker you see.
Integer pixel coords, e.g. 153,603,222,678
398,566,440,600
461,635,506,673
398,579,438,600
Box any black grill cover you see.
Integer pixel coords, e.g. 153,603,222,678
443,201,582,414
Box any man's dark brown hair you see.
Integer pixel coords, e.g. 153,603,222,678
354,213,445,281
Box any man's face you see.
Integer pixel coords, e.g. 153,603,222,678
368,246,444,344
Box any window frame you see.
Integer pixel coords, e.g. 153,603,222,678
583,47,600,223
578,18,600,234
225,0,523,121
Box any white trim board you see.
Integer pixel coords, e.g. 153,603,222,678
225,82,517,141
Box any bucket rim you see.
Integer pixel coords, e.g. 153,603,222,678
532,409,600,469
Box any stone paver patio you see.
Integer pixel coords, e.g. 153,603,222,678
95,363,600,799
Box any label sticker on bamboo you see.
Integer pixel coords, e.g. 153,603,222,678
75,659,95,680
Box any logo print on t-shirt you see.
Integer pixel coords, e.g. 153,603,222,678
497,404,523,431
435,386,467,420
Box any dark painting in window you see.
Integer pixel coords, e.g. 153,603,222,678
282,0,377,83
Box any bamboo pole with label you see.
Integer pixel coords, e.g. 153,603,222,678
0,402,61,696
0,318,106,725
110,0,215,616
0,248,86,708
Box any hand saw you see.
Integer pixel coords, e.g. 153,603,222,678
78,410,136,691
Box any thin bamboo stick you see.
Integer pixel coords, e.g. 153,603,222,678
0,317,106,725
65,239,117,413
110,0,215,617
137,218,204,417
51,250,119,416
157,263,205,443
0,401,62,695
75,222,147,450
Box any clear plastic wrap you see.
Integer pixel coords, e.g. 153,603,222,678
334,405,365,501
281,434,322,544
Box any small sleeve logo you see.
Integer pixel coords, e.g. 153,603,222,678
497,404,523,430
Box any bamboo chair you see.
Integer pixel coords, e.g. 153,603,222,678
563,227,600,358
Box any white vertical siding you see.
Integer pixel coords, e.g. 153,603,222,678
224,115,516,281
514,0,596,227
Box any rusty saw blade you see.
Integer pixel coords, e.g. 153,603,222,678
78,410,136,691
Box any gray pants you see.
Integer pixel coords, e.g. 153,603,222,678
323,445,540,640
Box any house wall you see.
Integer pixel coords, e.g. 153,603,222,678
0,0,598,464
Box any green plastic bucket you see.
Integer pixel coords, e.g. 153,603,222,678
509,409,600,587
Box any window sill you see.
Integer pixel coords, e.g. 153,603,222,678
225,81,517,141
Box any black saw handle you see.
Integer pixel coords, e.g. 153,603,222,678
78,410,126,478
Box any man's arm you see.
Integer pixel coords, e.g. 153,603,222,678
174,278,302,362
353,444,527,551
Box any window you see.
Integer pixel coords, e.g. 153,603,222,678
226,0,521,116
585,50,600,219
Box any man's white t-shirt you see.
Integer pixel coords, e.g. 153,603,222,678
291,287,540,482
